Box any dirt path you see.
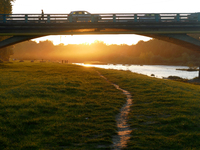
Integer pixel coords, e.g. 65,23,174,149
96,71,133,150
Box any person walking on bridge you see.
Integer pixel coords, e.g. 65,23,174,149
41,9,44,20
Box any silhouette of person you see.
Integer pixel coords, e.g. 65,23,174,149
41,9,44,20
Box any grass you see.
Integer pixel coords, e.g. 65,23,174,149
96,68,200,150
1,62,200,150
0,62,126,150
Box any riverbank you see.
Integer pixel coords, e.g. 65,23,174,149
176,68,199,71
164,76,200,85
0,62,200,149
75,63,199,80
96,68,200,150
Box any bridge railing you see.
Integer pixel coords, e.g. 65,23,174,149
0,14,69,23
0,13,200,23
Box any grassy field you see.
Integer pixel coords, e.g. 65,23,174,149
0,62,126,150
1,62,200,150
97,68,200,150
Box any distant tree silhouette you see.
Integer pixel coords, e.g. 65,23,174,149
12,39,200,65
0,0,15,61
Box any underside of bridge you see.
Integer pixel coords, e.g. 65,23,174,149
143,33,200,51
1,33,200,52
0,35,43,49
1,21,200,51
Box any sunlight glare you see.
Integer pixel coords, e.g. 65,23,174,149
33,35,151,45
83,64,92,67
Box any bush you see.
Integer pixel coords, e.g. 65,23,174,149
167,76,182,80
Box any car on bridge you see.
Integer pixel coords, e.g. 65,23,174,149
188,13,200,22
68,11,101,22
138,14,157,22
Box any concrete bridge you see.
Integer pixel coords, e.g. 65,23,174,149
1,12,200,51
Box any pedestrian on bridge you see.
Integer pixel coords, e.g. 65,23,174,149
41,9,44,20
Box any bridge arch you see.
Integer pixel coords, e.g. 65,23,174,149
0,35,42,49
140,33,200,52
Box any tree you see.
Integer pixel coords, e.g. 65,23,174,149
0,0,11,13
0,0,15,61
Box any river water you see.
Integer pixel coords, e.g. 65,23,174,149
75,63,199,79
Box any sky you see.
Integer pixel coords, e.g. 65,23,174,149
11,0,200,45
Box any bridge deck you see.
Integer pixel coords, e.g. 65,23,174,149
0,13,200,36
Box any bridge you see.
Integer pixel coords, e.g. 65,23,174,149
1,12,200,51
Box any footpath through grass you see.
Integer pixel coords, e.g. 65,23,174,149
97,68,200,150
0,62,126,150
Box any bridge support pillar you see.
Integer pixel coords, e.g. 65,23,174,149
0,35,42,49
199,65,200,78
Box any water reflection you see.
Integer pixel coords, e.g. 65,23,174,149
75,63,199,79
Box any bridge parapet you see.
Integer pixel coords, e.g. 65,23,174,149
1,13,200,23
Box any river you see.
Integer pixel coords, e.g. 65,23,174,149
75,63,199,79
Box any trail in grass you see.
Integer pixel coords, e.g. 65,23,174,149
96,71,133,150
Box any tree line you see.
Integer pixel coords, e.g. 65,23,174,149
11,38,200,66
0,0,15,61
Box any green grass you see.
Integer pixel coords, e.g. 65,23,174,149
96,68,200,150
1,62,200,150
0,62,126,150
